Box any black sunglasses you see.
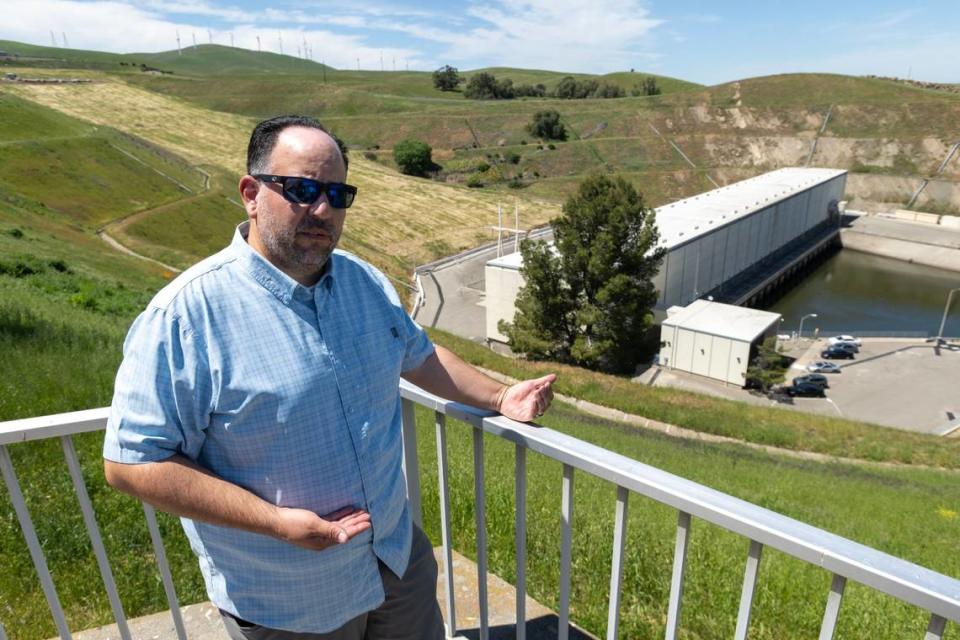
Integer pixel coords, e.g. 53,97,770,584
254,174,358,209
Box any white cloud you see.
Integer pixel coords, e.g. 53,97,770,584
0,0,426,68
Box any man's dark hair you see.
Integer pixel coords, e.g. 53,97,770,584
246,114,349,175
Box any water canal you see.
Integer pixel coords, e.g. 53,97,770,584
765,249,960,337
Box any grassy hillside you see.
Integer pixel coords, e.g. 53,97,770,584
5,80,563,279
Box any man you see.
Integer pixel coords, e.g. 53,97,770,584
103,114,555,639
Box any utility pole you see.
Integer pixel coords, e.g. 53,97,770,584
208,30,212,45
356,57,360,71
278,32,283,55
176,31,182,55
256,36,261,53
192,32,197,49
230,33,234,48
380,51,384,71
62,32,68,48
50,30,56,47
393,56,396,71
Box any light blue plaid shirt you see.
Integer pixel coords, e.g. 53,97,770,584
103,222,435,633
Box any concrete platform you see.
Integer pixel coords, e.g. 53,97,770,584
62,549,596,640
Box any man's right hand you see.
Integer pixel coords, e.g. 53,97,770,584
274,506,372,551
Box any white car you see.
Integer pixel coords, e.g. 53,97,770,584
807,361,842,373
828,335,861,346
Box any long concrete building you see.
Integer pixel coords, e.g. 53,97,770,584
486,167,847,343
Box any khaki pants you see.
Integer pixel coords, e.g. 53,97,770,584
221,526,444,640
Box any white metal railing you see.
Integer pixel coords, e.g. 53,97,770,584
1,383,959,639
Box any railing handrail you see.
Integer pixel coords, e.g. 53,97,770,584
2,383,959,629
395,381,960,624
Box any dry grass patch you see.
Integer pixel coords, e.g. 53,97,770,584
9,80,561,270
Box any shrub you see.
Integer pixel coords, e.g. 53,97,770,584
527,110,567,141
393,139,434,177
466,174,485,188
432,65,461,91
464,72,515,100
507,152,521,164
630,76,662,96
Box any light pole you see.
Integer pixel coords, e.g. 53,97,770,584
936,288,960,345
798,313,818,343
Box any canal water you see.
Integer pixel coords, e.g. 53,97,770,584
766,249,960,337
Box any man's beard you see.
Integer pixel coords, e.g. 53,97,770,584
259,217,338,272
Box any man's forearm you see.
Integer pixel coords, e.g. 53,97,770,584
402,345,506,411
104,455,372,549
104,455,281,536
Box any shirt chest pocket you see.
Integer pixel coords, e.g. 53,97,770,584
348,326,405,412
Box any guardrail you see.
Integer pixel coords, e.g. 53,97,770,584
1,384,959,639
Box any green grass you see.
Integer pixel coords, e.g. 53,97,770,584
426,329,960,469
0,136,191,227
0,92,93,142
0,95,205,231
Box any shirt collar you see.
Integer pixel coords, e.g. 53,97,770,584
231,221,336,305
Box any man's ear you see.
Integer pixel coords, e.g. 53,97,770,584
239,175,260,218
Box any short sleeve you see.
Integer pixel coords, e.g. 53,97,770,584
398,309,434,373
103,307,211,464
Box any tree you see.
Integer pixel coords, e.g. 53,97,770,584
463,72,516,99
502,174,665,373
464,72,499,99
393,139,434,177
432,65,461,91
745,337,788,393
527,110,567,141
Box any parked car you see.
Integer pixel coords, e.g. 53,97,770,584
793,373,829,389
785,380,826,397
828,335,862,346
821,345,855,359
831,340,860,353
807,361,842,373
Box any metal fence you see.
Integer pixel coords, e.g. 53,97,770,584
1,384,959,639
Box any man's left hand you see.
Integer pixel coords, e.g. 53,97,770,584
498,374,556,422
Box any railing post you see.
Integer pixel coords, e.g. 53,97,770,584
925,614,947,640
606,486,629,640
515,444,527,640
818,574,846,640
401,397,423,528
0,444,72,639
734,540,763,640
142,503,187,640
435,412,457,638
60,435,132,640
559,464,575,640
665,511,691,640
473,428,489,640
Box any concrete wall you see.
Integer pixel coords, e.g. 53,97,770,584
485,264,524,342
656,173,847,309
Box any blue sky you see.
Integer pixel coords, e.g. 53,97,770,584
3,1,958,84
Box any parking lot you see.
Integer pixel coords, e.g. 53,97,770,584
785,338,960,434
646,338,960,435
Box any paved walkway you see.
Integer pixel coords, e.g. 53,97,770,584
63,549,595,640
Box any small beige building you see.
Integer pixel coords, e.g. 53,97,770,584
659,300,782,386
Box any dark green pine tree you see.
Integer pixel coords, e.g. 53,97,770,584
502,174,665,373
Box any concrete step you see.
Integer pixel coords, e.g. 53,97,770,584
59,549,597,640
